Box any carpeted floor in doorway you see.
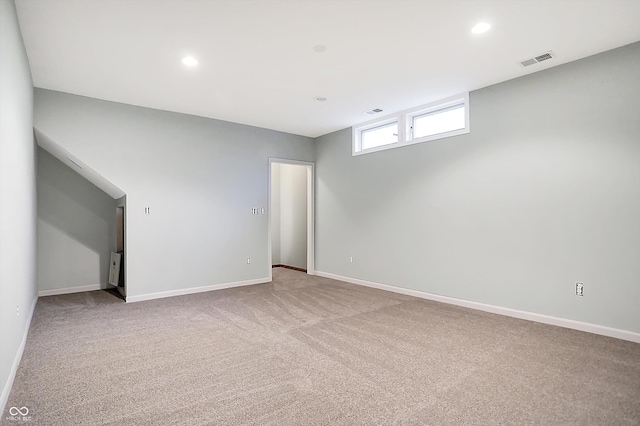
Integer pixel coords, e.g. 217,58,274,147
3,268,640,425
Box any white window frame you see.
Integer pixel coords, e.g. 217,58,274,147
352,93,470,156
352,115,401,156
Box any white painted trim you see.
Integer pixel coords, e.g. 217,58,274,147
268,160,273,282
125,277,270,303
268,158,315,277
38,284,106,297
306,164,315,275
315,271,640,344
0,294,38,415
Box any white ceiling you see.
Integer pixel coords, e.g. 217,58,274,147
16,0,640,138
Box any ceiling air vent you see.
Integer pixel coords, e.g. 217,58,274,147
364,108,383,115
519,51,555,67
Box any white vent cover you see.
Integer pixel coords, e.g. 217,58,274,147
364,108,383,115
519,51,555,67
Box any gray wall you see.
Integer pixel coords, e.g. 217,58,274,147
37,148,116,291
0,0,37,411
34,89,315,298
271,163,307,269
315,42,640,334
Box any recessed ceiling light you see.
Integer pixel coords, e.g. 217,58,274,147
471,22,491,34
182,56,198,66
313,45,327,53
314,96,327,102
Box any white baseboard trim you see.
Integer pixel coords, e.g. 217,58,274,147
126,277,271,303
316,271,640,344
0,294,38,415
38,283,105,297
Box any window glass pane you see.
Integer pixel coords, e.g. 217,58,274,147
412,105,465,139
361,122,398,150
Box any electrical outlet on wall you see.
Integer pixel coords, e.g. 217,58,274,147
247,257,251,264
575,282,584,296
350,256,354,263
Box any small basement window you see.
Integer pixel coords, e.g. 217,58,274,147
352,94,469,156
352,116,399,154
410,103,465,140
361,121,398,150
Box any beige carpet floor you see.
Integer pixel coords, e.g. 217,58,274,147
3,268,640,425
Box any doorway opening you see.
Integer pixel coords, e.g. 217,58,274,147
269,159,314,279
114,203,126,297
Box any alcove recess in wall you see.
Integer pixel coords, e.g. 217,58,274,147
35,127,127,298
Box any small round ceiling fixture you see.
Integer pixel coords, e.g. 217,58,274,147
313,45,327,53
315,96,327,102
182,56,198,66
471,22,491,34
